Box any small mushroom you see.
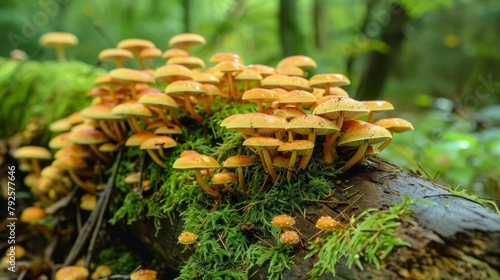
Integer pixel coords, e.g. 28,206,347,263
280,230,300,246
315,216,343,231
55,266,89,280
271,214,295,231
39,32,78,63
222,155,254,194
172,154,220,197
12,146,52,176
130,269,158,280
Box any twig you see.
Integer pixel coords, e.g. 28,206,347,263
302,199,349,205
85,148,125,268
63,147,123,266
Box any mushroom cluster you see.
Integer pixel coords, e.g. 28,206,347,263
11,30,415,278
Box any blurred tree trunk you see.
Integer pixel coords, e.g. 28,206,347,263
182,0,191,32
313,0,328,50
345,0,379,77
279,0,306,57
355,3,409,100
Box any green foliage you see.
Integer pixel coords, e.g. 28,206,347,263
306,196,414,278
0,58,103,141
245,244,295,280
96,245,140,274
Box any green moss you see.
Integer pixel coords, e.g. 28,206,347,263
305,196,416,278
449,187,500,214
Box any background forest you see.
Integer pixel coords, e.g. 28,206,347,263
0,0,499,198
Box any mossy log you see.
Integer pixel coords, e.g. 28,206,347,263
127,162,500,279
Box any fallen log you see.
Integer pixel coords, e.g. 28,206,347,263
126,160,500,279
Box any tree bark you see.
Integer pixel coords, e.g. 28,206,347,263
127,161,500,279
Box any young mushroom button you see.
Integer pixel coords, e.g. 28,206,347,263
315,216,343,231
280,230,300,246
272,214,295,230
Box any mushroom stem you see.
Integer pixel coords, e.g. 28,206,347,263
183,94,203,121
31,159,41,177
55,46,67,63
237,166,247,194
127,116,143,132
287,151,298,180
202,95,212,115
367,112,375,123
377,137,392,152
342,143,368,172
323,114,345,163
227,73,236,102
299,134,317,169
99,120,120,142
89,144,111,164
262,150,278,181
256,101,264,112
114,59,123,68
146,149,167,168
111,121,123,141
68,170,95,194
194,170,219,196
129,82,138,99
169,109,181,125
325,86,331,95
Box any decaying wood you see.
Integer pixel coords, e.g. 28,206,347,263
127,160,500,279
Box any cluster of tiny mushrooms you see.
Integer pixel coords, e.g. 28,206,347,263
10,31,414,278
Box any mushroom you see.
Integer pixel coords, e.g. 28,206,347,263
276,90,317,109
214,60,246,102
338,121,392,172
309,73,350,96
80,104,125,142
285,114,339,168
55,266,89,280
90,265,112,280
279,76,312,92
234,69,263,93
112,101,153,132
139,91,179,125
313,96,370,163
315,216,343,231
178,231,197,251
277,140,314,179
39,32,78,63
271,214,295,231
276,55,317,71
222,155,254,194
374,118,414,151
168,33,206,53
130,269,158,280
20,206,52,236
140,135,177,168
276,66,305,77
172,154,220,197
80,193,97,211
117,38,156,69
98,48,134,68
139,47,162,69
109,68,155,99
164,80,206,122
243,136,282,181
246,64,276,79
69,124,111,164
211,172,238,193
162,48,189,59
52,155,95,194
166,56,206,70
209,52,242,64
280,230,300,246
241,88,279,112
361,100,394,123
12,146,52,176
